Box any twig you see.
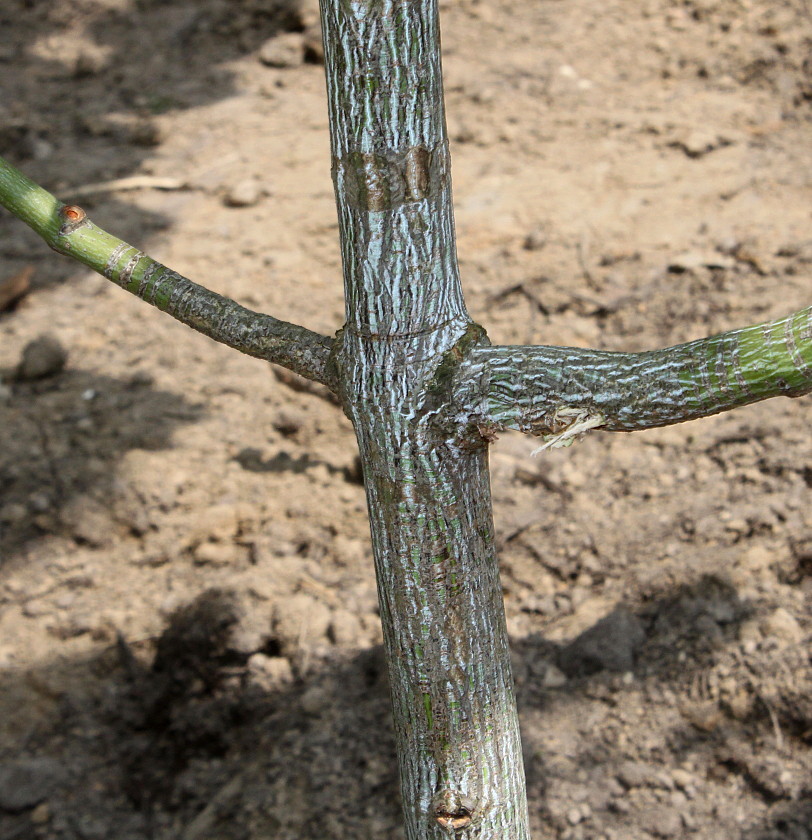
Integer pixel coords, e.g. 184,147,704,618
577,228,597,289
68,175,188,198
0,155,335,387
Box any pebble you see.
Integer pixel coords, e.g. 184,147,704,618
523,227,548,251
259,33,306,68
15,334,67,381
0,758,65,812
273,409,303,436
272,593,332,654
300,684,330,714
229,607,272,655
638,805,683,838
674,129,724,158
30,801,50,823
760,607,803,647
543,664,568,688
670,768,695,790
616,761,657,790
73,50,106,77
193,541,241,567
248,653,293,690
224,179,263,208
558,608,646,676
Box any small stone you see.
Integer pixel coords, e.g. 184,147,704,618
247,653,293,689
523,227,548,251
638,805,683,838
680,699,722,732
738,617,762,651
272,593,332,654
0,503,27,523
22,600,51,618
30,801,50,823
543,664,568,688
616,761,657,790
558,608,646,676
272,409,303,436
226,604,270,655
760,607,803,647
329,608,363,646
187,502,246,546
566,807,582,826
193,542,240,567
673,129,725,158
224,179,263,208
670,769,695,790
62,498,111,548
0,758,65,812
259,32,306,68
129,370,154,387
74,50,106,77
129,119,163,148
15,334,67,381
300,684,330,714
668,250,734,272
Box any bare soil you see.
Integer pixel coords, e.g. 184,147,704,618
1,0,811,838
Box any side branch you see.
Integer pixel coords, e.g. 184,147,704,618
0,156,334,387
451,308,812,442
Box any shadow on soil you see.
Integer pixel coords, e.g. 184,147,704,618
0,0,310,286
0,367,204,562
0,577,808,839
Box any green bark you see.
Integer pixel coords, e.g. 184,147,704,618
452,308,812,443
0,156,334,386
321,0,528,833
0,2,810,838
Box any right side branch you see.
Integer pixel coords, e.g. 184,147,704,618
451,307,812,443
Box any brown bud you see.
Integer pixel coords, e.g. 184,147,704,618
60,205,86,223
58,204,89,237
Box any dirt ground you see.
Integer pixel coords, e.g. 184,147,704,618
1,0,811,838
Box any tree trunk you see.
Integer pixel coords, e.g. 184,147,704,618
321,0,529,835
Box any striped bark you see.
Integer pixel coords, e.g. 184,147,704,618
0,2,811,837
451,308,812,444
321,0,529,835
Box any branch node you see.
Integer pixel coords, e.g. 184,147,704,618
58,204,88,235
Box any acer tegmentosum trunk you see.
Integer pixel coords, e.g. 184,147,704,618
321,0,528,833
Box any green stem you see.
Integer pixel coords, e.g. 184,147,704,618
0,155,334,386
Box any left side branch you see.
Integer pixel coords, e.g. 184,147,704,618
0,155,335,387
